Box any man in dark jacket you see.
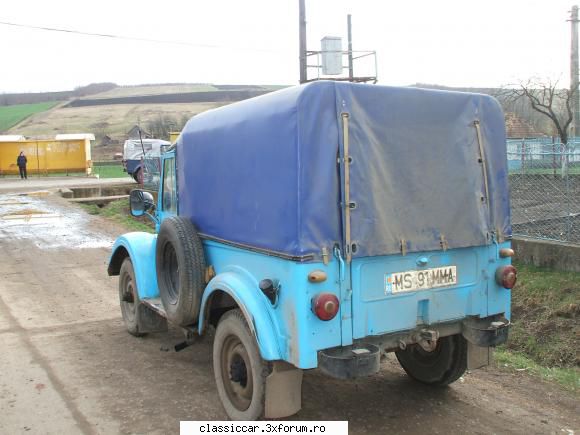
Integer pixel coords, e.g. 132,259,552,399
17,151,27,179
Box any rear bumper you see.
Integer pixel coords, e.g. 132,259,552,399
318,314,509,379
346,314,509,354
461,315,510,347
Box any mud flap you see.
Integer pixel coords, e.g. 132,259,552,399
467,342,493,370
265,361,303,419
137,303,168,333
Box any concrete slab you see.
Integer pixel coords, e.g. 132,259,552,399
513,236,580,272
68,194,129,206
0,177,134,194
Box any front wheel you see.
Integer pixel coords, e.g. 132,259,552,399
119,258,146,337
395,334,467,386
213,309,271,420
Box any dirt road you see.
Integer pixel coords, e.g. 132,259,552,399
0,190,578,435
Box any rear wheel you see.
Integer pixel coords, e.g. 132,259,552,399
119,258,146,337
213,309,271,420
395,334,467,386
133,168,143,184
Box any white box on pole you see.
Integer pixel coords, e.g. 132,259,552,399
321,36,343,75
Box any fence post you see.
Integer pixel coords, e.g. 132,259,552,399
552,137,557,178
521,139,526,174
565,141,572,241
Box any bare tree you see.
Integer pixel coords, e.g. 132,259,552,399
501,78,578,145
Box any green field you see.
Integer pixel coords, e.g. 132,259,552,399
0,102,58,132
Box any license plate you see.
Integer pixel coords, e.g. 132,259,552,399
386,266,458,294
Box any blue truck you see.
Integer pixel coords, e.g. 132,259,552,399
122,138,170,183
108,81,516,420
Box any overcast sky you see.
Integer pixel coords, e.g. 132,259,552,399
0,0,575,93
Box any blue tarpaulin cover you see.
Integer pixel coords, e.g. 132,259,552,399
177,81,510,261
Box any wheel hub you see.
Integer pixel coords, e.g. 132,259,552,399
221,336,253,411
229,354,248,386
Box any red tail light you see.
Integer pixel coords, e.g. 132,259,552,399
496,265,517,289
312,293,340,321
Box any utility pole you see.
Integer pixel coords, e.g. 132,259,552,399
570,5,579,138
347,14,354,81
299,0,307,84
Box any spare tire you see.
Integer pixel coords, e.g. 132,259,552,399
156,216,206,326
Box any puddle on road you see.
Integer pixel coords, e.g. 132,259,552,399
2,213,60,222
2,208,50,216
0,200,31,206
18,191,51,197
0,192,113,250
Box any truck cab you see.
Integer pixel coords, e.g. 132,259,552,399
108,81,515,421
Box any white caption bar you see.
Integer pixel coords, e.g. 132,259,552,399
181,421,348,435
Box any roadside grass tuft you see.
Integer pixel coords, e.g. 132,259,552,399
505,261,579,369
495,348,579,393
495,261,579,393
80,199,154,233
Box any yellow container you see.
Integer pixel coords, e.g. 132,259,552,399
0,134,93,175
169,131,181,144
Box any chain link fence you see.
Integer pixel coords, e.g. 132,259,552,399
508,138,580,244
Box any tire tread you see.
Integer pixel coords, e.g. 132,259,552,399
213,309,271,420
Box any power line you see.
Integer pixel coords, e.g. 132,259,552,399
0,19,278,53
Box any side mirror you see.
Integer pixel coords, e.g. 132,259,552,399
130,189,155,217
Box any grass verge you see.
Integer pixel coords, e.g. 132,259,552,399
507,261,579,368
92,165,131,179
495,348,579,393
496,260,579,393
0,165,132,179
80,199,154,233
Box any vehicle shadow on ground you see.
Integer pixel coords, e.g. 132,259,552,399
105,323,484,433
33,320,560,435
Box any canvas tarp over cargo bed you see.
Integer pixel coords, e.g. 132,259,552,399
177,81,510,262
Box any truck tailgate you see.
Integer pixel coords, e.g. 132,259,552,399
350,246,488,339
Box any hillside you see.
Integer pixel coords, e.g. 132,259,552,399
9,102,225,160
5,82,285,160
83,83,218,99
0,83,117,106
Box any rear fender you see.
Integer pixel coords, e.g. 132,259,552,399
108,232,159,299
199,267,282,361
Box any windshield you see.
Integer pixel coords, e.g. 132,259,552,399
142,151,161,191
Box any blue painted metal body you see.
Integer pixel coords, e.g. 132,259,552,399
110,231,511,369
110,232,159,299
109,82,513,371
